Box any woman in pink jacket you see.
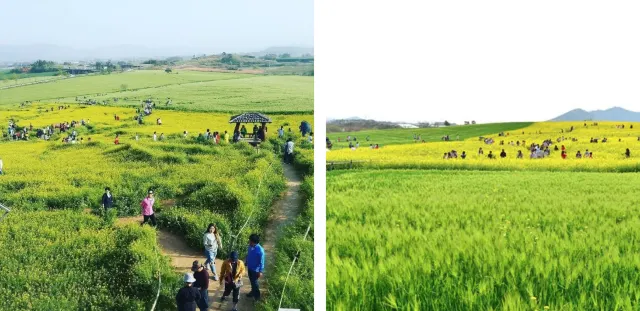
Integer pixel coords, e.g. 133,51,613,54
140,190,157,227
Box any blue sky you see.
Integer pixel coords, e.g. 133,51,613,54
0,0,313,51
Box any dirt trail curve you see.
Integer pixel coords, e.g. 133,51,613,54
116,164,303,310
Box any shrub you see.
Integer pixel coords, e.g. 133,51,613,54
156,207,235,258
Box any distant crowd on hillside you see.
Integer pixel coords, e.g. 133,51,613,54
442,123,639,160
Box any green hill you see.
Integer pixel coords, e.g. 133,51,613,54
327,122,533,149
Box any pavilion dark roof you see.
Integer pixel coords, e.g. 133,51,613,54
229,112,272,123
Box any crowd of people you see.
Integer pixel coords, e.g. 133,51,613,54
443,137,634,160
5,117,93,143
101,188,265,311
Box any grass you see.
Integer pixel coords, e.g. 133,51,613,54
326,121,640,172
0,104,313,140
0,210,181,310
327,122,532,149
0,70,314,113
327,169,640,311
0,103,314,309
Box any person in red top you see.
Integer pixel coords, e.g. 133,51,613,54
192,261,210,311
561,150,567,159
114,135,120,145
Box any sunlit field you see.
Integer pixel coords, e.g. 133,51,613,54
327,122,532,149
0,70,314,113
327,122,640,172
327,170,640,311
0,103,313,310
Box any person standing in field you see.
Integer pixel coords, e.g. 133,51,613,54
223,130,229,143
102,187,114,212
246,234,265,301
625,148,631,158
153,132,157,141
240,125,247,138
176,273,201,311
203,223,222,281
278,126,284,138
140,190,157,227
220,251,246,311
192,261,210,311
284,138,295,164
114,134,120,145
0,157,4,175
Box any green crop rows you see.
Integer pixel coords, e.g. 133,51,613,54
327,169,640,311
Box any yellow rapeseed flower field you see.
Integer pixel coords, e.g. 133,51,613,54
327,121,640,172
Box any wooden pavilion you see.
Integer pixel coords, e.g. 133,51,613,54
229,112,272,145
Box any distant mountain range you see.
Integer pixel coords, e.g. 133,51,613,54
552,107,640,122
0,44,314,63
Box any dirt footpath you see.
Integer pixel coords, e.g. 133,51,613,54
116,163,304,310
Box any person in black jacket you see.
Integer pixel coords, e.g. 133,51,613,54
102,187,114,211
177,273,201,311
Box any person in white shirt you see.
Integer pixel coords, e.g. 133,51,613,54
278,126,284,138
153,132,157,141
203,223,222,281
308,133,313,143
284,138,295,164
0,158,3,175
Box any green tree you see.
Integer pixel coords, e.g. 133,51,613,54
165,68,172,73
30,60,57,73
444,120,451,126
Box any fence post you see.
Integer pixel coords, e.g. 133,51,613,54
0,202,10,222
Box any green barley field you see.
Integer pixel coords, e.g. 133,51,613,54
327,122,532,149
327,169,640,311
0,70,314,113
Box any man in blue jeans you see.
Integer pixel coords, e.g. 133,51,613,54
245,233,265,301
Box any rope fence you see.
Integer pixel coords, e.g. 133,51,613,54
278,222,312,311
148,156,275,310
0,202,10,222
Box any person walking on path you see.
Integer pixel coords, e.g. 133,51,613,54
245,234,265,301
203,223,222,281
192,261,210,311
220,251,246,311
284,138,294,164
176,273,201,311
101,187,114,212
140,190,157,227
